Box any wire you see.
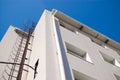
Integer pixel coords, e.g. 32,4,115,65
0,61,34,70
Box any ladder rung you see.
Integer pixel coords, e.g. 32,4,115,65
8,74,17,78
27,48,32,51
1,75,7,80
6,65,11,70
23,69,29,72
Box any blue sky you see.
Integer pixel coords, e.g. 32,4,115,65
0,0,120,43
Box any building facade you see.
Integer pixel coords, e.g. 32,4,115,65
0,9,120,80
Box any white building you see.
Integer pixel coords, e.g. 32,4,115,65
0,9,120,80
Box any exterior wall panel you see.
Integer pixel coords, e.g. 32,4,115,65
0,9,120,80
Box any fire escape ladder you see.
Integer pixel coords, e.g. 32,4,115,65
8,36,25,80
0,28,34,80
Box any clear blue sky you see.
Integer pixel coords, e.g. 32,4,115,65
0,0,120,43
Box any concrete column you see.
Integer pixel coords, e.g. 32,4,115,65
52,16,73,80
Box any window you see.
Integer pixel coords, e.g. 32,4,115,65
73,70,96,80
65,42,93,63
100,51,120,67
114,74,120,80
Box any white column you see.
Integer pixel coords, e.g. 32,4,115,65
51,15,73,80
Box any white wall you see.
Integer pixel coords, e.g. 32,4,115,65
0,26,33,80
0,26,19,78
27,10,61,80
60,26,120,80
0,9,119,80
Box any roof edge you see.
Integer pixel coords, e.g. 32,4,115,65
52,9,120,52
